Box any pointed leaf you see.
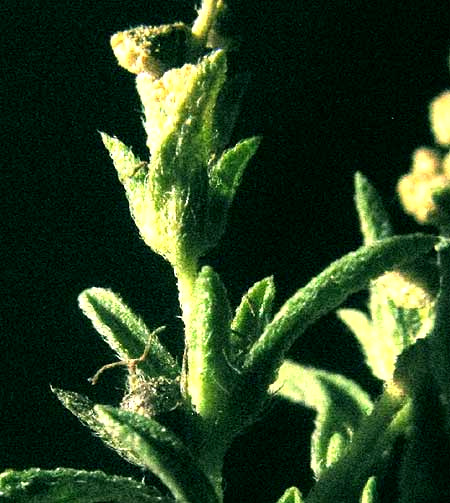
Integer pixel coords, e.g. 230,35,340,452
0,468,168,503
79,287,179,380
354,172,393,244
206,136,261,242
52,387,146,467
242,234,438,398
230,275,276,364
270,360,372,477
360,477,378,503
209,137,260,200
187,266,233,420
100,133,146,185
276,486,305,503
94,405,219,503
153,50,227,180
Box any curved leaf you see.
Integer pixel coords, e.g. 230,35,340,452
242,234,438,398
0,468,168,503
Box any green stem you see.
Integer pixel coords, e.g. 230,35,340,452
191,0,222,45
305,383,410,503
174,259,198,330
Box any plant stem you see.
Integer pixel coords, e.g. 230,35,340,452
174,259,198,330
191,0,222,45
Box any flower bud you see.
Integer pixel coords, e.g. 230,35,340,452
430,90,450,146
111,23,196,77
397,148,450,225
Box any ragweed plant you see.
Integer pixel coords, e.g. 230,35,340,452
2,1,450,502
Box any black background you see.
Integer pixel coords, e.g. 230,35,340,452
2,1,450,502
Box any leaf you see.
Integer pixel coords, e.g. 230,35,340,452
155,50,227,189
276,486,305,503
52,387,146,468
187,266,233,421
354,172,393,244
94,405,219,503
0,468,168,503
360,477,378,503
206,136,261,244
337,308,397,381
78,287,179,380
242,234,438,398
230,275,276,364
100,133,146,185
270,360,373,477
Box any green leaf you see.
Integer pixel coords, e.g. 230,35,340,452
187,265,233,421
276,486,305,503
206,136,261,244
242,234,438,398
360,477,378,503
230,275,276,365
78,287,179,380
0,468,168,503
270,360,373,477
52,387,147,468
100,133,146,185
354,172,393,244
337,307,397,381
94,405,219,503
209,137,260,199
339,278,435,382
157,50,227,167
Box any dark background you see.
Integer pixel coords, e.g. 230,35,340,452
2,1,450,501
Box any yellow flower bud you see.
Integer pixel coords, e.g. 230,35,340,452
397,148,450,225
429,90,450,146
111,23,194,77
411,147,441,175
374,270,435,309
